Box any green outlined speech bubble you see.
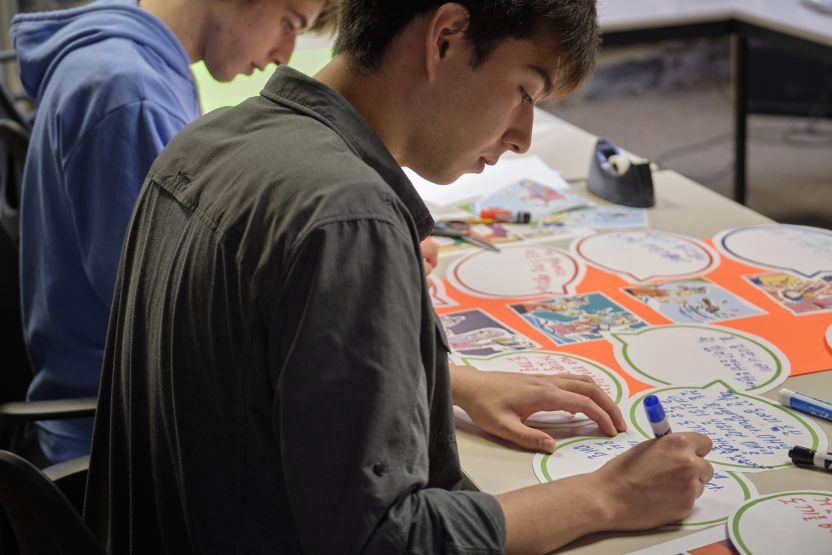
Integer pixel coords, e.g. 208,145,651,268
460,351,628,427
729,491,832,555
628,380,826,471
611,325,788,394
533,438,757,529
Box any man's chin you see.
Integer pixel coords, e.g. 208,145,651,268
404,165,460,186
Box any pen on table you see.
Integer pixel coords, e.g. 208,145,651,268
429,221,501,253
778,388,832,423
789,445,832,472
479,209,532,224
643,395,673,438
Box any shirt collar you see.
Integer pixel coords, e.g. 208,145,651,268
260,65,434,240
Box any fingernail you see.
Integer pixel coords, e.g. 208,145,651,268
539,438,555,453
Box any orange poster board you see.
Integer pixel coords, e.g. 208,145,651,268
435,235,832,398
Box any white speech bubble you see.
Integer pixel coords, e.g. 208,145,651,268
446,244,586,299
573,230,719,283
627,381,827,471
428,275,458,308
667,471,757,530
533,433,643,482
459,351,629,427
611,325,788,393
729,491,832,555
716,225,832,278
533,437,757,529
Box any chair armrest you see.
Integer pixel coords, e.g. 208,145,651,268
43,455,90,514
0,397,97,421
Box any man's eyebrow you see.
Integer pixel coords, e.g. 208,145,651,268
290,8,309,31
526,64,555,98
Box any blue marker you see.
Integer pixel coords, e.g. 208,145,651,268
778,389,832,423
644,395,672,438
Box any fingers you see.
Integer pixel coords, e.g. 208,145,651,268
661,433,715,486
555,378,627,433
421,241,438,275
551,390,618,437
499,417,556,453
692,432,714,458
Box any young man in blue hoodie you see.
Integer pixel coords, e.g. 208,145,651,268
11,0,337,465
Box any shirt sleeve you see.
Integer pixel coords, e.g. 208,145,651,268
62,101,187,306
271,216,506,555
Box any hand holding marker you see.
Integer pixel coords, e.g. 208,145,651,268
644,395,672,438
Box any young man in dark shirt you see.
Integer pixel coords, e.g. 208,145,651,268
85,1,714,553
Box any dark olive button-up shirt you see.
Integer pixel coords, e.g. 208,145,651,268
84,66,507,555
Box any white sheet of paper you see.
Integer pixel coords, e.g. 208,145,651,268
664,471,757,530
404,155,569,207
573,230,720,283
610,325,789,394
533,433,643,482
729,491,832,554
457,351,628,427
446,244,586,298
827,324,832,350
715,225,832,279
624,525,730,554
533,435,757,529
627,381,828,471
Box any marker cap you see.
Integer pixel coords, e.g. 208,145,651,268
644,395,666,424
789,445,816,466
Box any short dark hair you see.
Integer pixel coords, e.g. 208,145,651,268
333,1,599,97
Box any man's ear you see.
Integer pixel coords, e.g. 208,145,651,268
424,3,470,82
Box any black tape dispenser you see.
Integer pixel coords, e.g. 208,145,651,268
587,139,654,208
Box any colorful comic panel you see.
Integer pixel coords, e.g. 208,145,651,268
472,179,591,218
744,272,832,315
439,308,540,356
508,292,648,345
688,540,740,555
622,278,765,324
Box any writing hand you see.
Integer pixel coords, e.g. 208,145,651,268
596,432,714,530
450,365,627,453
496,432,714,554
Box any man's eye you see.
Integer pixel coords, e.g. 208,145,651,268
283,19,295,32
521,88,533,104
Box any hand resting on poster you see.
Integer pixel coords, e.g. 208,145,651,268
449,365,627,452
498,433,714,554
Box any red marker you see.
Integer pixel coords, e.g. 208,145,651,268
479,209,531,224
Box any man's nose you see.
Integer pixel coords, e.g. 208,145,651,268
271,33,298,66
503,110,533,154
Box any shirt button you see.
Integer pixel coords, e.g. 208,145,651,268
373,462,387,476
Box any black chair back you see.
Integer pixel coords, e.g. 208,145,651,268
0,118,32,412
0,451,103,555
0,80,35,447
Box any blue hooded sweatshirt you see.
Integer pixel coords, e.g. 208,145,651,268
12,0,200,463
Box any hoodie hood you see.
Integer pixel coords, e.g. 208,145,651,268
11,0,191,102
